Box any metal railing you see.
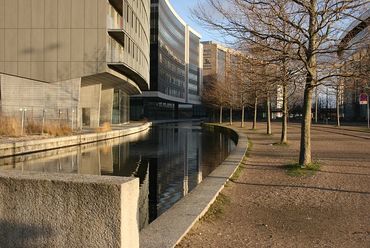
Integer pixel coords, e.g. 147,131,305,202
0,104,80,135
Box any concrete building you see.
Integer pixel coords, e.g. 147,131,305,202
131,0,203,120
202,41,244,87
0,0,150,128
202,41,284,119
338,10,370,121
202,41,229,81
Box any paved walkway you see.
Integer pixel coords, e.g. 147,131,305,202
178,122,370,248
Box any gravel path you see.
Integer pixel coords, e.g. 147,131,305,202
178,122,370,248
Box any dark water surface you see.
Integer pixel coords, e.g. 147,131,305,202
0,122,236,229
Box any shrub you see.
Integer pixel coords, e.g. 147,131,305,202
42,122,72,136
0,114,73,137
96,122,112,133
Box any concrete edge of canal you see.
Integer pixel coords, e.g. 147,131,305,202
0,122,152,158
139,123,248,248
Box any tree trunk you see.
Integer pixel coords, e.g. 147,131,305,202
253,96,258,129
219,106,223,124
299,0,318,167
241,106,245,128
336,87,341,127
229,108,233,126
315,88,318,124
299,86,314,166
280,84,288,143
267,94,272,135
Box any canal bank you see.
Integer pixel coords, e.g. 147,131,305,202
0,121,245,248
0,122,151,158
140,124,248,248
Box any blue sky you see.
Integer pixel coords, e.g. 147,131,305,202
169,0,221,42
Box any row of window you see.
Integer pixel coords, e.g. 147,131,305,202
108,36,148,70
123,1,149,48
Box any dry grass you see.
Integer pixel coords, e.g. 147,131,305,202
96,122,112,133
42,122,72,136
0,115,72,137
0,116,22,137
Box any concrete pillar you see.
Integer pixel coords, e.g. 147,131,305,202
100,88,114,124
80,84,102,128
0,171,140,248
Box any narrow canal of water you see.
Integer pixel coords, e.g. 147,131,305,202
0,122,236,229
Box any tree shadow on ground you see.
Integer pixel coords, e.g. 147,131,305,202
229,181,370,195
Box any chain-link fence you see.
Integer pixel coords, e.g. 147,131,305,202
0,104,80,136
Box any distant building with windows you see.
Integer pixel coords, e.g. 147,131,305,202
202,41,284,119
202,41,244,85
202,41,228,82
338,10,370,121
0,0,150,128
130,0,203,120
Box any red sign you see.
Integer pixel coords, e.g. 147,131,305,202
360,93,368,105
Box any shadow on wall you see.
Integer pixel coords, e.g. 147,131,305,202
0,220,53,247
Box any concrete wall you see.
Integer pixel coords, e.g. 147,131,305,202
0,73,80,121
100,88,114,124
0,0,108,82
0,171,139,248
80,84,102,128
0,0,150,89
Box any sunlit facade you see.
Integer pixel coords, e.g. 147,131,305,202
0,0,150,127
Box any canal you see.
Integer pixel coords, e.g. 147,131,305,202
0,122,236,229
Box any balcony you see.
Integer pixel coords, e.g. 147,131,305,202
108,63,148,91
107,47,149,91
108,30,125,47
108,0,123,15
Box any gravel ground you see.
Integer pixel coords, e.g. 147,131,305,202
178,122,370,248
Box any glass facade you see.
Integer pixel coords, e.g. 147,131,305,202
131,0,203,120
151,0,186,100
112,89,130,124
189,32,201,101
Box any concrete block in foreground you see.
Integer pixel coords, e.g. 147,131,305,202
0,171,139,248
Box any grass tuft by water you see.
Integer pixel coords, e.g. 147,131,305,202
285,162,321,177
201,193,231,222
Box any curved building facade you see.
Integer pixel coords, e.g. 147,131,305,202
0,0,150,127
338,10,370,121
131,0,203,120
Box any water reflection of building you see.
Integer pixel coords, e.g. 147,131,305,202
131,124,203,221
146,123,231,220
130,0,203,120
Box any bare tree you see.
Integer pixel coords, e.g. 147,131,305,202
202,74,230,124
193,0,369,166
